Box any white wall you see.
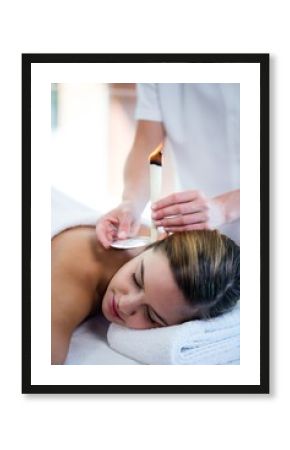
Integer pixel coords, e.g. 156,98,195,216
51,83,140,212
51,83,112,209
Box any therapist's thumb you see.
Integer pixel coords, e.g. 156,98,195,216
117,212,133,239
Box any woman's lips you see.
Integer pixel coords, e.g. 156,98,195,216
111,295,123,321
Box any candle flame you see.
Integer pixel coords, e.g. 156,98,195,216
149,142,163,165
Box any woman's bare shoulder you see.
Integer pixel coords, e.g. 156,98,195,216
52,226,101,321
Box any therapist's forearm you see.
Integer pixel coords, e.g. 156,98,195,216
214,189,240,224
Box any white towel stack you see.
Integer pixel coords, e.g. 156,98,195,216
107,304,240,365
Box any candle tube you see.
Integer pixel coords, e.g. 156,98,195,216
149,143,163,242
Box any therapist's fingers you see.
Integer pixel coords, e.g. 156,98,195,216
163,222,209,232
96,218,118,248
152,199,207,220
96,205,140,247
96,212,119,247
152,190,205,212
154,212,208,228
117,211,135,239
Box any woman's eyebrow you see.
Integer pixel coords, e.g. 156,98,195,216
140,259,168,326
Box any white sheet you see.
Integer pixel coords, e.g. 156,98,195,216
65,316,140,365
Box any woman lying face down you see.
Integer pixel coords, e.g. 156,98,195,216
51,228,239,364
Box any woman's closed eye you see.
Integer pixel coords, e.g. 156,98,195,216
131,272,142,289
144,307,158,327
145,306,164,328
131,260,145,290
131,271,164,327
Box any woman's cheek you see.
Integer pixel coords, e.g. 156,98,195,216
126,316,151,330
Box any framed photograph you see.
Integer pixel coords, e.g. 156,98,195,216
22,53,269,394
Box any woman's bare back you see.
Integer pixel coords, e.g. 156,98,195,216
51,226,138,364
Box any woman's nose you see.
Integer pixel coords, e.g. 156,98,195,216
118,294,142,317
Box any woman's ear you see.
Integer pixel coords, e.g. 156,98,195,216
157,231,171,241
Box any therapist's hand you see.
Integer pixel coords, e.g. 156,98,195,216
151,190,239,232
96,202,141,249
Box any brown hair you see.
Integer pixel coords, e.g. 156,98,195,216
150,230,240,319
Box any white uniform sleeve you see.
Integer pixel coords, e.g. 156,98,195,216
135,83,162,122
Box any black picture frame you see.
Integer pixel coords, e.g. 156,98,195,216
22,53,269,394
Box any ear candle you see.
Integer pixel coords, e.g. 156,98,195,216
149,143,163,242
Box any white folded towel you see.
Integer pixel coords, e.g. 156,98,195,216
107,304,240,365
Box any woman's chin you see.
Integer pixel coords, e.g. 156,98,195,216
100,292,109,320
101,291,117,324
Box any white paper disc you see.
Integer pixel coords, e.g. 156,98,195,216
110,236,151,249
